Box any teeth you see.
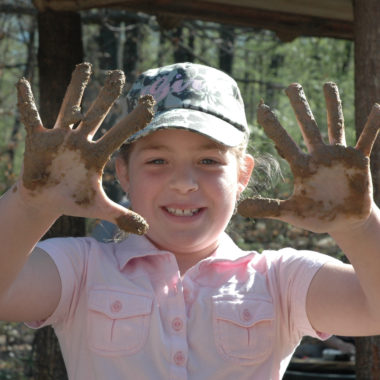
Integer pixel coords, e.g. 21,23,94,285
166,207,199,216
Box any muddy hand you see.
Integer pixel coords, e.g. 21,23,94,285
238,83,380,233
17,62,154,234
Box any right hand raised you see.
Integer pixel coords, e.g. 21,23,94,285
16,63,154,234
237,83,380,234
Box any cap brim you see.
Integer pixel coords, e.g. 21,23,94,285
125,108,247,147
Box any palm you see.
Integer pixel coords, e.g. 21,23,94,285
238,83,380,233
17,63,154,234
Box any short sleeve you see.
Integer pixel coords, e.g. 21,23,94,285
26,237,90,329
262,248,340,340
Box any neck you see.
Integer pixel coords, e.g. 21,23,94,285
145,235,218,275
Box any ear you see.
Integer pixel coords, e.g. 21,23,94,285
237,154,254,194
115,155,130,193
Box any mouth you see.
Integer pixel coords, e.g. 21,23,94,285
164,207,202,217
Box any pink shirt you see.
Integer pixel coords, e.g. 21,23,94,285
29,233,335,380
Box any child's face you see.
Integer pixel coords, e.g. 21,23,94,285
116,129,253,262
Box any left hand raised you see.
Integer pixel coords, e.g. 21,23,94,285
16,63,154,234
238,83,380,233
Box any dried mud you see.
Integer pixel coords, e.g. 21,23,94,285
323,82,345,144
240,82,377,222
238,165,370,221
22,129,67,192
116,213,149,235
14,64,156,236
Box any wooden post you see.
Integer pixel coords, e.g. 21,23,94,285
354,1,380,378
218,25,234,74
32,10,85,380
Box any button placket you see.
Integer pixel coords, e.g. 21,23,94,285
173,350,186,366
171,317,184,332
164,275,188,376
183,289,190,302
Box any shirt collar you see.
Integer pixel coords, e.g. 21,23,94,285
115,233,255,271
201,233,256,266
115,234,162,270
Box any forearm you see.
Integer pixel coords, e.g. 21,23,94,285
330,204,380,316
0,185,60,295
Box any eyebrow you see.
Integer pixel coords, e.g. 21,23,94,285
138,144,170,152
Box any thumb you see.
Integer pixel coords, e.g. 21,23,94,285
97,199,149,235
113,209,149,235
237,196,283,219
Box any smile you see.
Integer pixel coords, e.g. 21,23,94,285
165,207,200,216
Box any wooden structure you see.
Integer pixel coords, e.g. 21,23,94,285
32,0,353,40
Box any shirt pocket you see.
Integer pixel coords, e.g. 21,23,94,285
212,297,275,363
87,289,153,356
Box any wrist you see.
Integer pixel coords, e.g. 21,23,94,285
330,203,380,240
10,181,62,222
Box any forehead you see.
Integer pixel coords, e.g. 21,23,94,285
131,129,227,152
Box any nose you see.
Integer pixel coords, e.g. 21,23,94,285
169,164,199,194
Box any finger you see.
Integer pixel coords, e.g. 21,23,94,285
78,70,126,140
355,103,380,156
257,101,305,167
95,95,155,159
55,62,92,129
285,83,324,152
115,211,149,235
96,198,149,235
17,78,44,132
323,82,346,145
238,197,308,225
237,197,283,219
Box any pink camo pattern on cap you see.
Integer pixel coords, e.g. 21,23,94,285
140,72,206,103
125,62,249,147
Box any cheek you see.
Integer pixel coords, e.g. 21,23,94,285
125,171,144,208
127,171,164,212
210,170,240,205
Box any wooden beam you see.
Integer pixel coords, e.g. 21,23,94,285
354,0,380,375
32,0,353,40
206,0,353,22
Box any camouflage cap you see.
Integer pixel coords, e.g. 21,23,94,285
125,62,249,147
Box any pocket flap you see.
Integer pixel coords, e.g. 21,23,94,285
88,289,152,319
213,298,274,328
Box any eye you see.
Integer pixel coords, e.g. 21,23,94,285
200,158,219,165
147,158,166,165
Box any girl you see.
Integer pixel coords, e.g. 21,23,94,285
1,62,380,380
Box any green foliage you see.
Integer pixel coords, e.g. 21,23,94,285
0,10,35,194
0,322,33,379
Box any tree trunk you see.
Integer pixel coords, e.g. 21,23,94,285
5,16,37,173
173,27,195,63
218,25,234,74
354,0,380,378
123,18,142,85
95,16,141,202
32,10,85,380
97,23,118,70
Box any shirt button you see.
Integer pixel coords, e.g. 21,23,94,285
111,300,122,313
173,350,186,366
171,317,184,332
242,308,252,322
